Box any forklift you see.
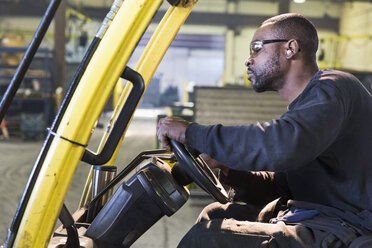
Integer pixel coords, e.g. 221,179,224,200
0,0,230,247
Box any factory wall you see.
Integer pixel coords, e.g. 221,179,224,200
338,2,372,72
1,0,372,101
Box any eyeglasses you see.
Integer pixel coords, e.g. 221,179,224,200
250,39,289,56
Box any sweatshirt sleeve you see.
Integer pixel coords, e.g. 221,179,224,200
218,170,290,204
185,81,347,172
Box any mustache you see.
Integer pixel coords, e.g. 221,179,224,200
247,68,254,73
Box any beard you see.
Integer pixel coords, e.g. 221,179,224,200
250,53,281,93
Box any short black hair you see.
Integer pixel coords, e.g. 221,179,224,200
262,13,318,62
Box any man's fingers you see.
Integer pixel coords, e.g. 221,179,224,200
156,116,189,151
156,120,172,151
159,134,171,151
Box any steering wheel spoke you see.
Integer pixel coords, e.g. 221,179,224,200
170,139,230,204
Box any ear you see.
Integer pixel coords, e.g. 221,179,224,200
284,39,300,59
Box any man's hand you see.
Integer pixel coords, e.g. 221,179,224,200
200,153,230,175
156,116,190,151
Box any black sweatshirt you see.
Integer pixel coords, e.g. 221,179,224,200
185,70,372,227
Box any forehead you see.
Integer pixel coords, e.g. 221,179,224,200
251,23,275,41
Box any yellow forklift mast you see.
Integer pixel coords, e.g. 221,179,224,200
2,0,198,247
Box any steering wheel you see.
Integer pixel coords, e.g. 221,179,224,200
170,139,230,204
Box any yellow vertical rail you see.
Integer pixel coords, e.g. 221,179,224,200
79,0,198,207
13,0,163,247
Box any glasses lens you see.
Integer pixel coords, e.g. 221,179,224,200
250,41,263,55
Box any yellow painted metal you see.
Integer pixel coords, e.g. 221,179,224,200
320,34,372,42
79,84,132,207
13,0,162,247
66,8,93,23
318,34,372,70
136,0,197,85
79,0,197,207
113,78,125,109
184,81,189,102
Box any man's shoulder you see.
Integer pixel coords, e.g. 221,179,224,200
317,69,358,83
311,69,365,97
321,70,371,96
289,70,355,110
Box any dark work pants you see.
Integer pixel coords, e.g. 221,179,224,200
178,202,346,248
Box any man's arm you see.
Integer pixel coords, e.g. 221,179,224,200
199,153,229,174
197,153,290,205
219,170,290,205
157,81,347,173
184,83,346,172
156,118,292,204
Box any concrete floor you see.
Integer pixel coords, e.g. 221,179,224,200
0,111,211,247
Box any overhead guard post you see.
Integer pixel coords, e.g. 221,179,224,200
81,66,145,165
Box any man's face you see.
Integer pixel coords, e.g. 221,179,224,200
245,24,285,92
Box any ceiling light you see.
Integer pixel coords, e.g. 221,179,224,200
294,0,306,3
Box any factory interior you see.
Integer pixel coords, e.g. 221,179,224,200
0,0,372,247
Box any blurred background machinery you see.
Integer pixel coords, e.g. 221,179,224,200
0,33,55,138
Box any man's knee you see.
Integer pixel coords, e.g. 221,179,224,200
196,202,228,223
178,219,280,248
197,201,261,223
178,221,207,247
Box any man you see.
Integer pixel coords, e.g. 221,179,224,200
157,13,372,247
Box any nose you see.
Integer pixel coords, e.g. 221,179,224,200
245,56,253,67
